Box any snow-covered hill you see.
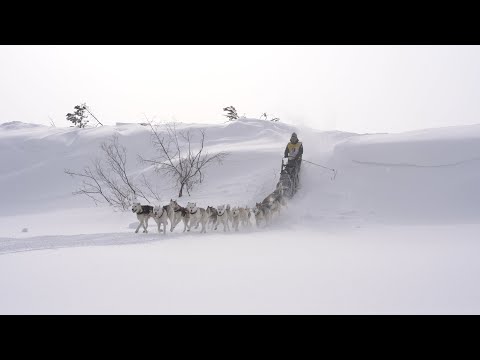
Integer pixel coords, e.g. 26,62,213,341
1,118,480,314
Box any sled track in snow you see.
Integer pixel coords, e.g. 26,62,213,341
0,225,282,255
0,233,168,255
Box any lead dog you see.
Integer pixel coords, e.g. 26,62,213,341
231,207,241,232
153,205,169,234
186,202,209,233
215,204,230,232
132,202,154,233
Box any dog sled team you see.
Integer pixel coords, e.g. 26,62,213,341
132,132,301,235
131,192,287,235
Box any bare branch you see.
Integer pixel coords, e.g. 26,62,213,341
64,134,161,210
139,119,229,198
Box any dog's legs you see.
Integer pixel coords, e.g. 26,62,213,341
187,218,195,232
175,215,182,231
168,210,174,229
184,217,191,232
170,214,177,232
143,217,149,233
135,220,142,233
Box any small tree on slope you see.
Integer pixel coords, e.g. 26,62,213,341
223,106,239,121
66,104,89,128
66,103,103,128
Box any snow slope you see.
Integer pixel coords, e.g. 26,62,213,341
1,118,480,314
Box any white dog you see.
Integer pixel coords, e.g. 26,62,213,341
186,202,208,233
215,204,230,232
169,199,190,232
231,207,241,232
152,205,169,234
244,206,253,227
163,199,177,230
131,202,154,233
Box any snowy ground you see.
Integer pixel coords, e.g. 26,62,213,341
1,118,480,314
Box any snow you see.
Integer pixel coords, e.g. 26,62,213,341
1,118,480,314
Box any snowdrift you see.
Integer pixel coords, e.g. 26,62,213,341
1,118,480,239
2,118,480,314
298,124,480,224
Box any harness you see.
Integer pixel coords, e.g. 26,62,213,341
207,208,217,217
137,206,153,215
155,207,165,218
190,209,198,215
173,206,189,217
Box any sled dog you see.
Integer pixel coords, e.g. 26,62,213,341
215,204,230,232
153,205,169,234
226,204,234,225
169,199,191,232
206,206,218,230
253,202,272,227
231,207,241,231
132,202,153,233
238,207,251,228
186,202,209,233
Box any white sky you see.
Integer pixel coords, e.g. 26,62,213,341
1,45,479,133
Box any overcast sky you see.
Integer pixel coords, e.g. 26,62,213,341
1,45,479,133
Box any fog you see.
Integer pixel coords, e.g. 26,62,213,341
1,45,479,133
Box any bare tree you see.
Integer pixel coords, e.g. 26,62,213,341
65,134,157,210
83,104,103,127
139,118,229,198
48,115,57,127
